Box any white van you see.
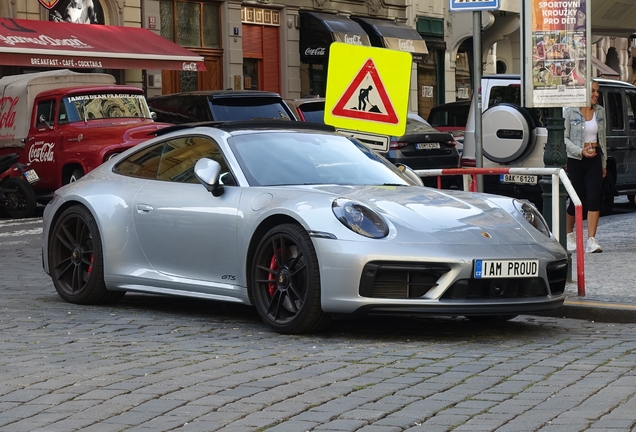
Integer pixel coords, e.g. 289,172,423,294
462,75,636,215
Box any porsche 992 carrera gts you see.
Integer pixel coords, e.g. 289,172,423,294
42,121,568,334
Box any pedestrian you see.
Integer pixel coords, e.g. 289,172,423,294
565,79,606,253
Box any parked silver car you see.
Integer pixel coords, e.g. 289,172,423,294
42,121,568,334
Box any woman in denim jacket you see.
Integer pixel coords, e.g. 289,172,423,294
564,80,606,253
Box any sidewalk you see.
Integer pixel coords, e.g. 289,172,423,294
536,196,636,322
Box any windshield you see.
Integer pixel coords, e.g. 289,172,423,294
298,104,325,123
229,131,412,187
209,97,294,121
60,93,151,123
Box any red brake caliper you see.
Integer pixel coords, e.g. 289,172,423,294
267,253,278,296
87,253,94,276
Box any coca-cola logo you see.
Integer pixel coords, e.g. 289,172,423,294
28,142,55,163
344,34,363,45
398,39,415,52
304,47,326,56
0,96,19,129
182,62,198,71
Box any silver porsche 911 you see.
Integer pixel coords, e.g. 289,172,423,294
42,121,568,334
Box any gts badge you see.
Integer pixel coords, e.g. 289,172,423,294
222,275,236,281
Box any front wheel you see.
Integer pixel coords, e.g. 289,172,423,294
48,205,124,304
0,177,36,219
251,224,331,334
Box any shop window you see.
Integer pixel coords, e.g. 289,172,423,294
417,50,439,119
243,59,260,90
160,0,222,93
455,50,472,101
161,0,220,49
300,64,326,97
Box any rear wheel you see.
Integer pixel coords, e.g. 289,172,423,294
0,178,36,219
49,205,124,304
251,224,331,334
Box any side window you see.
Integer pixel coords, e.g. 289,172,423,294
626,91,636,129
156,136,231,183
35,100,55,128
606,91,624,130
488,86,521,107
114,142,165,179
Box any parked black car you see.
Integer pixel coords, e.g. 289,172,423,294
148,90,297,124
387,113,461,188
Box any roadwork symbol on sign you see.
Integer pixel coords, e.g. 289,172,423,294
324,42,411,137
331,59,398,125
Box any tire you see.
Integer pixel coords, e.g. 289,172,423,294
251,223,331,334
48,205,124,305
599,174,615,216
0,177,37,219
68,168,84,184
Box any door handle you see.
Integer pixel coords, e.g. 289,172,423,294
136,204,154,213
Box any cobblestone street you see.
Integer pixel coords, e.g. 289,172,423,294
2,217,636,432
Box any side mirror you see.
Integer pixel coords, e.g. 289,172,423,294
150,111,157,121
395,163,424,187
194,158,224,196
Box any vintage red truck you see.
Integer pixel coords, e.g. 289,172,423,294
0,69,169,213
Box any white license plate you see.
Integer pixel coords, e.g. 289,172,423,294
415,143,440,150
23,169,39,184
500,174,538,185
474,259,539,279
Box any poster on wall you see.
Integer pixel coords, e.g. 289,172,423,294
523,0,589,108
47,0,105,25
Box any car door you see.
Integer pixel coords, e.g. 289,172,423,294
602,88,630,186
25,98,63,191
131,135,241,290
624,89,636,187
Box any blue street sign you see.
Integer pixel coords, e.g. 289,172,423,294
449,0,500,12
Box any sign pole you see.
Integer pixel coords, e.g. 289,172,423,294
473,11,483,192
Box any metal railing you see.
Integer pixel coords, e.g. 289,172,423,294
414,167,585,296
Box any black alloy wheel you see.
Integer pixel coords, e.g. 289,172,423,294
49,205,124,304
251,224,330,334
0,178,36,219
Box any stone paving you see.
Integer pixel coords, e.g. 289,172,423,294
2,216,636,431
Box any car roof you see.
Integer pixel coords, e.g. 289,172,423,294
148,90,283,100
152,120,336,137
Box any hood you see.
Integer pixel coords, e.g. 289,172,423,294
306,185,538,245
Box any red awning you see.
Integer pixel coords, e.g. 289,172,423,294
0,18,205,71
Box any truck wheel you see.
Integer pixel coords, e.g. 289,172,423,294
0,178,37,219
68,168,84,184
600,174,615,216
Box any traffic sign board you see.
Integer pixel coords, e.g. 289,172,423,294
324,42,411,137
449,0,500,12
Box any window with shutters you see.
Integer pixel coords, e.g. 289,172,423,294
241,7,280,93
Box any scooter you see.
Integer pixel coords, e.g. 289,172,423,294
0,153,37,219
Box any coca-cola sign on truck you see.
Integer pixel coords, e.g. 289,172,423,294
28,142,55,163
0,96,18,130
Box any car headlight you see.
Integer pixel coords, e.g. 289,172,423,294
514,199,551,237
332,199,389,239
